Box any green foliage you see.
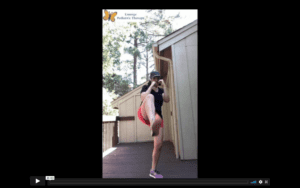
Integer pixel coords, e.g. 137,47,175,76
103,73,132,97
103,10,182,94
133,9,181,85
103,22,132,106
164,25,173,36
142,9,181,38
124,45,141,60
102,87,118,116
103,22,127,74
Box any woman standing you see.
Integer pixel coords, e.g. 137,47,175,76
137,71,170,179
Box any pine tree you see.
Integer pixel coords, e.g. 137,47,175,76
103,87,118,116
123,10,180,88
138,9,180,83
103,22,127,74
103,22,133,97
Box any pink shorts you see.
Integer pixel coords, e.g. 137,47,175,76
137,107,164,128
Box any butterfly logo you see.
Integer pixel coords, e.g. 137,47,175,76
103,9,117,22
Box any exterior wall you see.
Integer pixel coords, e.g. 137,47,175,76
172,31,197,160
185,32,198,146
119,96,135,143
158,20,197,52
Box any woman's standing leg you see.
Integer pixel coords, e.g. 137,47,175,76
151,116,164,171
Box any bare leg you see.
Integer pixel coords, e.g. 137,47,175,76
141,94,156,130
152,126,163,170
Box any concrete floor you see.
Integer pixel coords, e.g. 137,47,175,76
103,141,198,179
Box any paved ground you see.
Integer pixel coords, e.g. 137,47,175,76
103,141,198,179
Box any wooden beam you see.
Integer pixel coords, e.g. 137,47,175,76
116,116,135,121
102,121,116,124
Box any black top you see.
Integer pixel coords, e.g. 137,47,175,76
140,85,164,120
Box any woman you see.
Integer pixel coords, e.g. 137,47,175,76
137,71,170,179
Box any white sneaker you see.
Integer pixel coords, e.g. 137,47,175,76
149,169,163,178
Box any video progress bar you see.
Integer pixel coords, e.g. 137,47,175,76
47,179,257,186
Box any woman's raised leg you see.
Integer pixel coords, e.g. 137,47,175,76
141,94,158,135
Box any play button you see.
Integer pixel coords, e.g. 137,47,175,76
30,176,45,186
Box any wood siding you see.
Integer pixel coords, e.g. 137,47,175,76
172,31,197,160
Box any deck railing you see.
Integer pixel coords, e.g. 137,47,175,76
102,116,135,153
102,121,118,153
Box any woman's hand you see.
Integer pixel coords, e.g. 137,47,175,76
158,79,165,87
150,81,157,87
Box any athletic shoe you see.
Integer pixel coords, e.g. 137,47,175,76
149,169,163,179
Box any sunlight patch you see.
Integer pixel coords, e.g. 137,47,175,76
103,147,117,158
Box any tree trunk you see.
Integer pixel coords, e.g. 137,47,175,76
145,32,149,81
146,50,149,81
133,37,137,88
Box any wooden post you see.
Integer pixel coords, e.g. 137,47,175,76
112,120,118,147
113,116,134,145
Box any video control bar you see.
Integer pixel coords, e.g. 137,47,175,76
30,177,270,186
